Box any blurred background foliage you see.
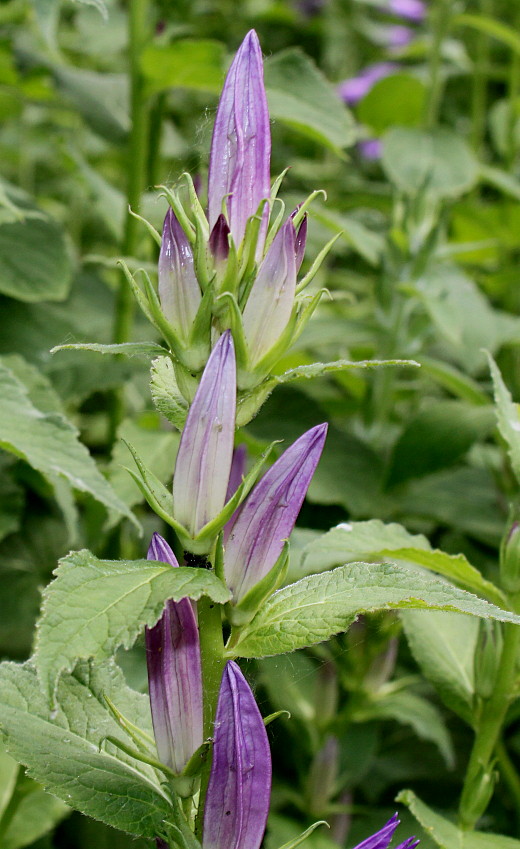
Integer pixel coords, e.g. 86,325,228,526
1,0,520,846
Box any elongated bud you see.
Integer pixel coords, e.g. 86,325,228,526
307,736,339,815
209,213,231,263
294,214,307,272
474,620,503,700
224,423,327,602
242,218,297,367
459,764,496,830
159,208,202,342
173,331,236,539
500,517,520,592
203,661,271,849
145,534,203,774
208,30,271,254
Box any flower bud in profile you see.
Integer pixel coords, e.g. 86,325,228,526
173,331,236,539
208,30,271,255
145,534,203,774
203,661,271,849
158,208,201,343
224,423,327,602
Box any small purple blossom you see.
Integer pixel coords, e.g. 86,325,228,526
359,139,383,160
388,0,426,22
338,63,399,106
158,208,201,342
208,30,271,255
387,24,414,48
353,814,419,849
203,661,271,849
145,534,203,774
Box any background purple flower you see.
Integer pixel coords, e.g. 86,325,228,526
338,62,399,106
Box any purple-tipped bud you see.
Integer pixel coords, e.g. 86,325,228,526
388,0,426,22
209,213,231,263
337,62,399,106
159,208,202,342
354,814,419,849
294,214,308,273
208,30,271,254
224,423,327,602
224,444,248,545
203,661,271,849
173,332,236,538
145,534,203,774
242,218,297,368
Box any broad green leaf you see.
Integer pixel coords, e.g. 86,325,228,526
382,128,478,198
264,48,355,154
0,183,72,302
141,39,225,94
301,520,504,606
401,610,477,723
257,654,318,724
0,748,18,820
1,779,70,849
487,353,520,485
230,562,520,659
52,341,168,358
398,789,520,848
0,465,23,544
356,690,454,767
53,67,128,142
35,549,231,702
150,356,189,429
72,0,108,16
0,661,172,838
0,361,137,527
358,74,427,132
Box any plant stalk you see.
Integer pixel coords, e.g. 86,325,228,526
425,0,453,129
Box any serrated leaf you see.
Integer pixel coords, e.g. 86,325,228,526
401,610,477,723
275,358,418,384
0,661,172,838
230,562,520,659
1,779,69,849
301,520,504,606
35,549,231,702
487,352,520,485
398,789,520,848
0,361,137,527
52,341,167,358
150,356,189,429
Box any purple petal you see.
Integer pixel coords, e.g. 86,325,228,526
209,213,231,263
395,841,420,849
337,62,399,106
173,331,236,537
224,423,327,602
224,444,248,544
208,30,271,254
145,535,203,773
386,25,414,47
388,0,426,22
358,139,382,160
158,208,201,341
294,215,307,272
242,218,297,367
203,661,271,849
353,814,400,849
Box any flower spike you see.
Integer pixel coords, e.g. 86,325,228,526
203,661,271,849
224,423,327,602
173,331,236,540
145,533,203,775
159,208,202,343
208,30,271,256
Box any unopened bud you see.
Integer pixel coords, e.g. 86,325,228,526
500,518,520,592
474,620,503,700
459,764,496,829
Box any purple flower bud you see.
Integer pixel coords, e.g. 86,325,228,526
173,331,236,538
145,533,203,774
224,445,248,545
295,215,308,273
388,0,426,22
203,661,271,849
209,213,231,264
224,423,327,602
354,814,419,849
208,30,271,253
358,138,383,160
242,218,297,367
159,208,201,341
387,24,414,48
337,62,399,106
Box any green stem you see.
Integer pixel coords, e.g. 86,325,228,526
424,0,453,129
496,737,520,829
470,0,491,154
109,0,151,442
459,620,520,829
195,595,225,840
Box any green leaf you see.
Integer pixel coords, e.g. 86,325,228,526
0,661,172,838
398,789,520,848
0,765,70,849
0,361,137,527
0,183,72,302
401,610,477,723
52,341,168,358
301,520,505,606
141,39,225,94
72,0,108,16
381,128,478,198
487,352,520,485
35,549,231,702
417,357,489,406
264,48,355,154
453,13,520,55
230,562,520,659
53,67,128,142
358,73,427,132
150,356,189,429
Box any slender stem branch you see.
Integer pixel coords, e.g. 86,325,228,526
496,737,520,829
424,0,452,129
470,0,491,154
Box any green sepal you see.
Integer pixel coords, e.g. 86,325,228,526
118,260,156,327
103,692,155,751
215,292,249,371
159,184,196,245
263,709,291,726
187,282,214,370
123,440,188,539
295,233,341,294
227,541,289,627
236,379,276,426
270,167,290,202
181,740,211,778
276,821,329,849
192,211,211,293
128,207,162,247
181,172,209,241
100,735,177,782
237,198,268,282
292,288,329,346
191,441,279,546
217,235,239,297
214,532,225,583
241,302,301,389
292,189,327,229
263,197,286,256
139,270,189,362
